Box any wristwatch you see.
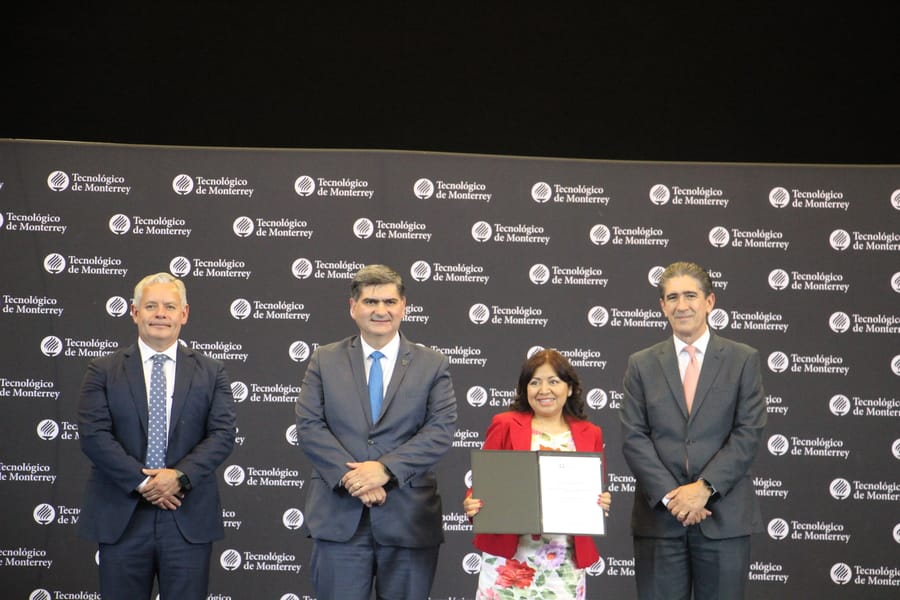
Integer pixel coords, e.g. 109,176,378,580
176,470,192,491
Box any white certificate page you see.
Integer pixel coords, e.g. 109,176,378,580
538,453,605,535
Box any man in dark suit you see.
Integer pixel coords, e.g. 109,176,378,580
78,272,236,600
295,264,457,599
620,261,766,600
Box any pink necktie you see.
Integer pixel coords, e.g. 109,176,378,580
683,345,699,413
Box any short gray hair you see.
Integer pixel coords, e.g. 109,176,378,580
133,272,188,306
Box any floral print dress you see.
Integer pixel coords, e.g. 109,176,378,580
476,429,586,600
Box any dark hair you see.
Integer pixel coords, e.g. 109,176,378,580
658,261,714,299
350,264,405,300
511,349,587,420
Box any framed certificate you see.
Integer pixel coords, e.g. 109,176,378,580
470,449,606,535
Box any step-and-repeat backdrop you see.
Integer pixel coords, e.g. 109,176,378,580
1,139,898,599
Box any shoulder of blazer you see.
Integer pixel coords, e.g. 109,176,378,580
177,340,225,370
94,343,137,371
567,417,596,435
398,334,449,370
708,332,756,357
567,417,602,444
487,411,530,438
491,411,532,450
176,342,197,359
310,335,357,358
650,337,675,357
628,337,672,364
399,333,437,357
495,410,530,427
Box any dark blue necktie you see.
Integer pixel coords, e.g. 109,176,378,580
145,354,168,468
369,350,384,421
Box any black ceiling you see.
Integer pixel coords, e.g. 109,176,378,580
8,5,900,164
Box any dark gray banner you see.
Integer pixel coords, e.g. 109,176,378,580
1,140,898,599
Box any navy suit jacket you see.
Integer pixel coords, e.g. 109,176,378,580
620,333,766,539
78,342,236,544
295,333,457,547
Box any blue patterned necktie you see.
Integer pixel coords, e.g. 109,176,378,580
369,350,384,421
145,354,168,468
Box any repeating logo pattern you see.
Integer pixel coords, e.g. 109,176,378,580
6,141,900,599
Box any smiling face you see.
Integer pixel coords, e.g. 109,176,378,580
349,283,406,348
526,362,573,422
131,281,189,351
659,274,715,344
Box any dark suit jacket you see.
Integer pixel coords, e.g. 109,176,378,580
295,333,457,547
78,342,236,544
620,333,766,539
471,411,603,568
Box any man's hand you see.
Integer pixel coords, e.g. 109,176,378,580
665,481,712,526
359,486,388,507
342,461,391,498
679,507,711,526
140,468,183,510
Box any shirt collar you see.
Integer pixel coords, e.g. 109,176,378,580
673,327,711,356
360,333,400,361
138,338,179,363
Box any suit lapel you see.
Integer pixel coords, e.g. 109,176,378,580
509,412,533,450
655,340,689,419
123,344,150,435
349,337,372,423
169,344,195,437
690,334,725,417
380,336,412,424
568,418,592,451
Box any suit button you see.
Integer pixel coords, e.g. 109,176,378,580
367,439,375,445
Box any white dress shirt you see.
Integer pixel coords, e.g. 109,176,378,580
360,333,400,395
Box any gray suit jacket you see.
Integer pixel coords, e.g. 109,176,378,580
295,333,457,547
620,332,766,539
78,342,236,543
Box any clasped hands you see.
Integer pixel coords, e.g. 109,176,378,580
665,480,712,526
464,491,612,519
342,461,390,507
139,468,184,510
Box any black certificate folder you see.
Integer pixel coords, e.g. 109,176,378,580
470,450,605,536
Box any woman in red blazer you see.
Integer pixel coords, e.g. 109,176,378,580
464,349,611,599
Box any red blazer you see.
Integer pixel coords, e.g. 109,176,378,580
470,410,604,568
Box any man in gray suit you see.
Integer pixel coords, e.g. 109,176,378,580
620,261,766,600
295,264,457,599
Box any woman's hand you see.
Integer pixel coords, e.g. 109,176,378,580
598,491,612,517
463,496,484,518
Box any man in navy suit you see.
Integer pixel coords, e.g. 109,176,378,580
296,264,457,599
620,262,766,600
78,272,236,600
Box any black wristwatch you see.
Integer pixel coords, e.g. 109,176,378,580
698,477,715,495
176,470,192,491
